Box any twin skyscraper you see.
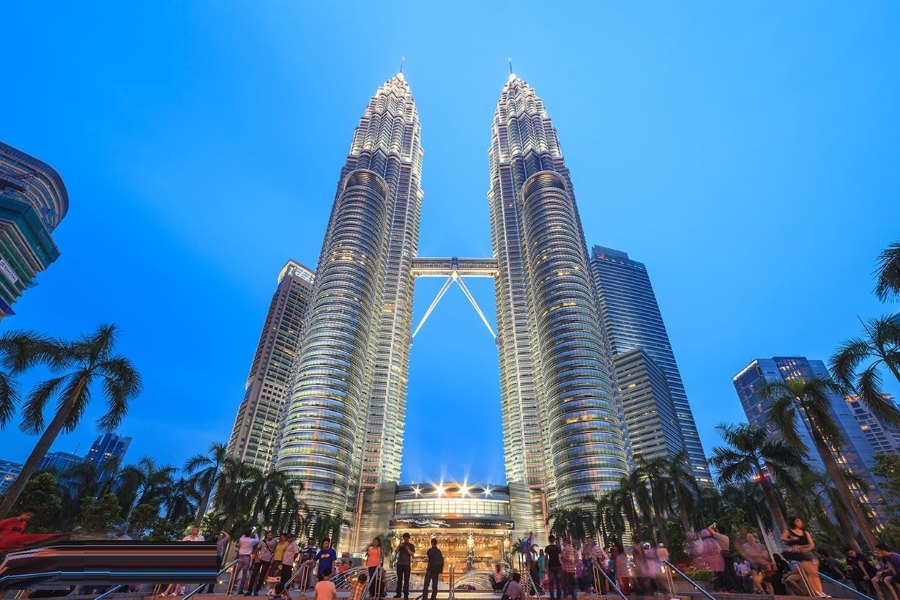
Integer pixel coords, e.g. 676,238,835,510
227,72,708,549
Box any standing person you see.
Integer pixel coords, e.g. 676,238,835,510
545,535,562,600
314,569,337,600
247,530,277,596
365,537,383,598
394,533,415,600
694,529,724,590
781,516,826,598
538,549,546,590
205,531,231,593
490,563,508,591
561,538,577,600
423,538,444,600
314,538,339,591
233,528,259,595
613,543,631,595
301,538,319,591
281,533,301,588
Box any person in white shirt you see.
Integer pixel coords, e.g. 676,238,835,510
281,533,301,588
233,528,259,594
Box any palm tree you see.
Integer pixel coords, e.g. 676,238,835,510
762,377,879,549
874,239,900,301
710,422,807,534
0,324,141,518
830,314,900,424
634,457,671,545
120,457,177,517
213,457,264,535
608,477,640,534
584,493,626,546
666,450,701,533
0,331,60,427
184,442,228,526
546,507,595,548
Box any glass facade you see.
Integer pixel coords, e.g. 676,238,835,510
590,246,711,485
276,74,423,516
489,76,628,508
0,142,68,316
733,357,885,519
227,260,315,471
85,432,132,479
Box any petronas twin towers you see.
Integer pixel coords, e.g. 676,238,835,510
275,72,629,537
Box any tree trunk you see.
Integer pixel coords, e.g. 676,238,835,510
809,431,874,550
0,391,78,518
756,467,788,534
193,488,212,527
678,504,692,535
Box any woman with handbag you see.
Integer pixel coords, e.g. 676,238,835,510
781,516,828,597
500,572,526,600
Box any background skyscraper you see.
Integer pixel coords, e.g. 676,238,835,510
613,348,685,462
227,260,315,471
844,393,900,455
40,451,82,473
733,356,884,518
490,74,628,509
0,142,68,317
85,432,131,478
590,245,711,485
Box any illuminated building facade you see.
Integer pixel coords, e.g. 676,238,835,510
845,393,900,455
590,246,711,484
272,73,669,550
733,357,885,519
0,142,68,317
228,260,315,471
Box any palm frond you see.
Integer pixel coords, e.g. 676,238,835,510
0,371,19,426
20,375,67,433
857,363,900,426
59,373,92,432
829,338,872,390
874,240,900,301
767,395,804,451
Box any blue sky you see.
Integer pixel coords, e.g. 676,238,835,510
1,2,898,485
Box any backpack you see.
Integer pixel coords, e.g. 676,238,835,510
433,549,445,574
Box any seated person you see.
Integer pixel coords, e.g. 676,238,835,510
490,563,508,591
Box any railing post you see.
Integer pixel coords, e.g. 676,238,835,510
662,560,716,600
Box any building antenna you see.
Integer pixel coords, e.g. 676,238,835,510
508,57,513,74
400,56,405,74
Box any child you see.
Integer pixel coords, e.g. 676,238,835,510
314,569,337,600
349,573,368,600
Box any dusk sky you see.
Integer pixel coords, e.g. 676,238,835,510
1,2,898,485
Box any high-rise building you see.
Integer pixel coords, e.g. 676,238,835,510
590,246,711,485
40,451,82,473
85,433,132,477
733,357,884,517
0,460,22,494
844,394,900,455
0,142,68,317
227,260,315,471
276,73,424,518
489,75,627,508
273,73,636,550
613,348,685,463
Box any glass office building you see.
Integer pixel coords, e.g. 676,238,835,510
590,246,711,485
0,142,68,317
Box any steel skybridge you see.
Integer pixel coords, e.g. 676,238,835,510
410,257,498,340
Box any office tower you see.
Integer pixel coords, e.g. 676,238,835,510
613,349,686,462
85,433,132,477
276,73,424,516
40,451,82,473
0,460,23,494
0,142,68,317
227,260,315,471
489,74,628,507
733,357,884,516
845,393,900,455
590,246,711,485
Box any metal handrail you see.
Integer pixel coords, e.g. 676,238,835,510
183,557,239,600
93,584,125,600
662,560,716,600
792,560,816,597
590,560,626,600
820,572,876,600
525,569,543,600
449,565,454,600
